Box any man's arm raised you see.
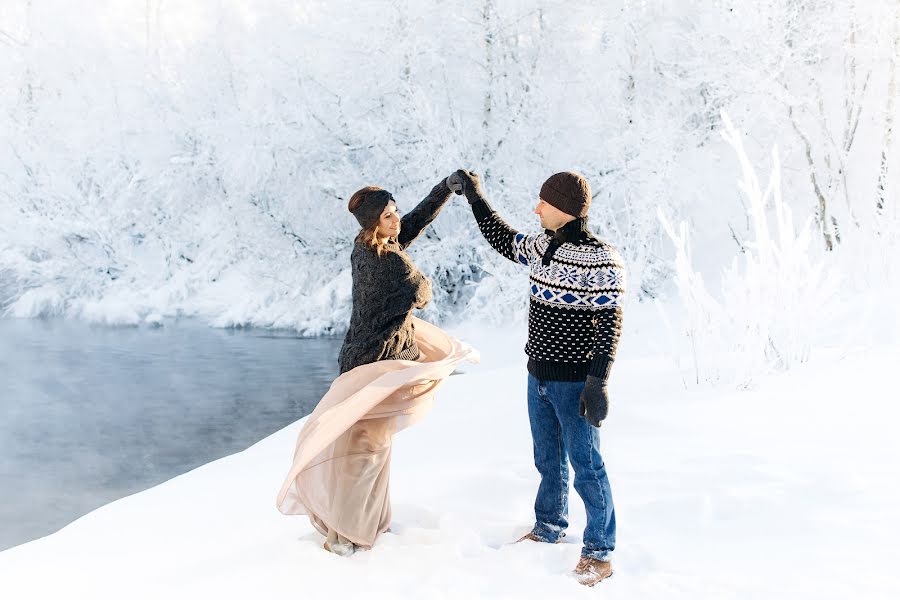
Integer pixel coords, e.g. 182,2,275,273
451,169,533,266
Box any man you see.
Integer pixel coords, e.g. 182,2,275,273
447,169,626,587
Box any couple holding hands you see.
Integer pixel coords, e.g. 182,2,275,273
276,169,626,587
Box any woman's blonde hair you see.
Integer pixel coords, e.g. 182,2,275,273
348,186,391,256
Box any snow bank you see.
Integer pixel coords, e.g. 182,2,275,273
1,323,897,599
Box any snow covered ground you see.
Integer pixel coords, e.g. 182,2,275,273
1,315,898,599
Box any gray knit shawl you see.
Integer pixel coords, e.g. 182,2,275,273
338,180,452,374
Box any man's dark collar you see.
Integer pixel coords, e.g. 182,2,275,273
547,217,592,244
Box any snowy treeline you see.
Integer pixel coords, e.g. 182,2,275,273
0,1,898,376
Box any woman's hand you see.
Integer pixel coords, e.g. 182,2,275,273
449,169,485,205
446,171,465,195
414,274,433,309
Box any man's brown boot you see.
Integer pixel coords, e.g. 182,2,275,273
573,556,613,586
515,531,563,544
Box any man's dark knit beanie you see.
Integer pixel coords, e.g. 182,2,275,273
539,172,592,218
351,189,394,229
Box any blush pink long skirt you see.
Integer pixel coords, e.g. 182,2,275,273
275,318,479,548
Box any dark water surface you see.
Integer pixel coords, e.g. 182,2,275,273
0,318,341,551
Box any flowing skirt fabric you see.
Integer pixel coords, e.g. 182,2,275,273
275,318,479,547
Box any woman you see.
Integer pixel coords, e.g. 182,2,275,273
338,180,447,374
276,176,477,557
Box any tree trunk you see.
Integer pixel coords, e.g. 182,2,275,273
145,0,164,77
877,12,899,215
481,0,495,179
789,104,836,251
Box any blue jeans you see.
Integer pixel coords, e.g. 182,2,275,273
526,374,616,560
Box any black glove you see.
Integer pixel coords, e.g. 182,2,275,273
579,375,609,427
451,169,485,205
446,171,464,195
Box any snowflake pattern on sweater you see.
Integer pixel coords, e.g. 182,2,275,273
472,199,626,381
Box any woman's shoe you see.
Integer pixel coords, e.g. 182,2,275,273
324,528,357,557
323,540,356,557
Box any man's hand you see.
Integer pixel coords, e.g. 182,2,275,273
579,375,609,427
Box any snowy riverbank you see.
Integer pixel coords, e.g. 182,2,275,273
1,321,898,599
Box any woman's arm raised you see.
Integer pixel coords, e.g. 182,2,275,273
397,178,453,250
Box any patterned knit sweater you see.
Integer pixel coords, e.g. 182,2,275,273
471,198,626,381
338,181,453,374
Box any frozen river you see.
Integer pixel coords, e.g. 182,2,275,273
0,318,341,551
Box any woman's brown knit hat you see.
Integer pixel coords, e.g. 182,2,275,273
539,172,591,218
